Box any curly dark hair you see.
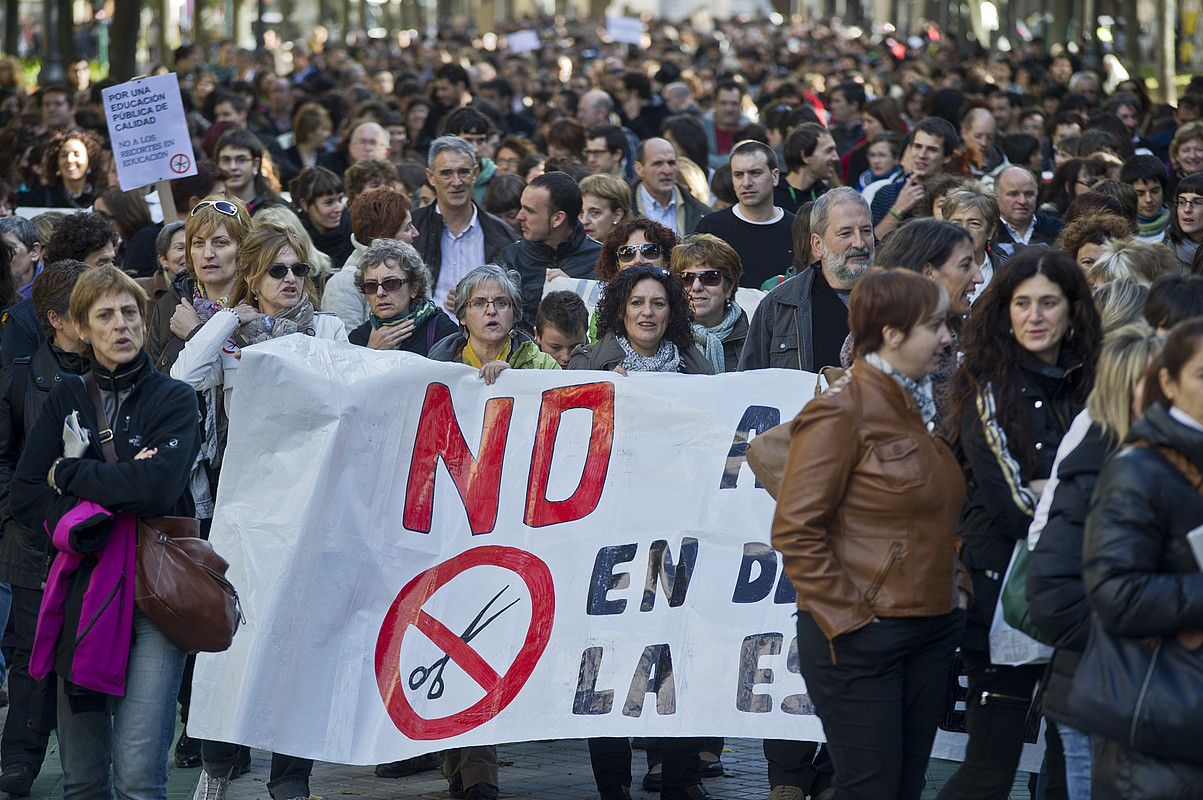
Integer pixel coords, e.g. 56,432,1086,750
43,128,107,190
597,217,679,282
43,211,118,265
595,266,694,352
949,247,1102,471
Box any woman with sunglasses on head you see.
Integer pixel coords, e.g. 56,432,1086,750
349,237,456,355
589,218,679,340
668,234,748,373
180,222,345,800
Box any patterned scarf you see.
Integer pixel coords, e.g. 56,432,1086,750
188,282,229,519
370,298,441,348
1138,206,1171,238
235,296,316,346
692,301,742,374
865,351,939,429
618,335,681,373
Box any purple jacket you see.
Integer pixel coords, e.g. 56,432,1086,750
31,500,135,697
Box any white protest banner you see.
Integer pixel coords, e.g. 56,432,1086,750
544,275,766,322
507,29,542,54
102,73,197,191
190,337,1043,769
607,15,645,45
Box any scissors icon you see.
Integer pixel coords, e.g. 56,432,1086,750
407,585,520,700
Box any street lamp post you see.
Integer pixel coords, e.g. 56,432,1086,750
39,0,66,86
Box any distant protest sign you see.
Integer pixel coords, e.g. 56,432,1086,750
102,73,197,191
607,16,645,45
189,338,1043,770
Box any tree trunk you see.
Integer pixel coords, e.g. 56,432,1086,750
109,0,139,80
4,0,18,55
193,0,208,54
57,0,74,62
1158,0,1177,104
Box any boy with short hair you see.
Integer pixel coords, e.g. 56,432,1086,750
535,291,588,368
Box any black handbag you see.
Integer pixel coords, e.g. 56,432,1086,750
1067,616,1203,764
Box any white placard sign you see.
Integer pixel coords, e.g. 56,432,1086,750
607,16,645,45
102,73,198,191
507,29,542,54
189,337,1044,770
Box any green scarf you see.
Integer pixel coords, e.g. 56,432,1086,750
370,299,440,348
1138,205,1171,238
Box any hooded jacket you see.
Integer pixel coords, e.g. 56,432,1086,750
498,221,601,327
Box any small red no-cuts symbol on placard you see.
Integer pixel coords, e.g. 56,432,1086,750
374,546,555,739
169,153,191,174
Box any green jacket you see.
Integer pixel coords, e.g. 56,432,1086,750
428,328,560,371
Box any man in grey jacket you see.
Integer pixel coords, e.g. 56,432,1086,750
738,187,875,372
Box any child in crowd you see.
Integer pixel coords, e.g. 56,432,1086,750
535,290,589,368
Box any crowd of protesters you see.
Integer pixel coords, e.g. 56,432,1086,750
0,11,1197,800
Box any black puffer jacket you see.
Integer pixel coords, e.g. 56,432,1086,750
1026,419,1113,726
498,221,601,327
0,342,90,588
1083,404,1203,786
957,350,1083,652
146,270,198,374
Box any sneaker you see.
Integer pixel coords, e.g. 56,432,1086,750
767,788,806,800
175,728,202,769
0,762,37,797
192,772,229,800
464,784,499,800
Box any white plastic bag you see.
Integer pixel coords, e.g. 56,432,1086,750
988,541,1053,666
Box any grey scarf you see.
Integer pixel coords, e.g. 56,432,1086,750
692,301,742,374
865,351,939,429
618,335,682,373
235,296,316,346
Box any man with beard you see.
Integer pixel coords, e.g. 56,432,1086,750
739,187,874,371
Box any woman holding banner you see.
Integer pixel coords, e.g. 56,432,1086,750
772,269,970,800
181,222,346,800
568,266,713,800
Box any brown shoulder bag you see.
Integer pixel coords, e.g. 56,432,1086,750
83,373,242,653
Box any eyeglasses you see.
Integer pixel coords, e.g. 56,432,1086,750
218,155,254,167
496,158,521,168
467,297,513,311
1178,196,1203,210
584,148,612,157
679,269,723,287
190,199,239,217
617,243,664,263
267,263,310,279
362,276,408,294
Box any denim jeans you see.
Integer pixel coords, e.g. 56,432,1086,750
56,610,185,800
1055,722,1092,800
1,584,54,770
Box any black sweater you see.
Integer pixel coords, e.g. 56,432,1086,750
693,207,795,289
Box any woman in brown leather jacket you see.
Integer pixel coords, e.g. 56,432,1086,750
772,269,971,800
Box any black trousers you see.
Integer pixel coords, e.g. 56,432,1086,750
763,739,831,790
645,737,724,767
934,648,1043,800
0,585,53,770
202,741,313,799
589,738,702,792
795,609,965,800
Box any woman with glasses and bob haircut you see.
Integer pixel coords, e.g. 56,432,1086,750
428,264,558,385
349,237,456,354
668,233,747,373
568,266,712,374
1166,173,1203,270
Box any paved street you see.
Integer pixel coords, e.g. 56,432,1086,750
0,717,1036,799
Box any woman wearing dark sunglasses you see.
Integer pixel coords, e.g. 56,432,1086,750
348,237,456,355
669,234,748,373
596,218,678,283
172,223,348,420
